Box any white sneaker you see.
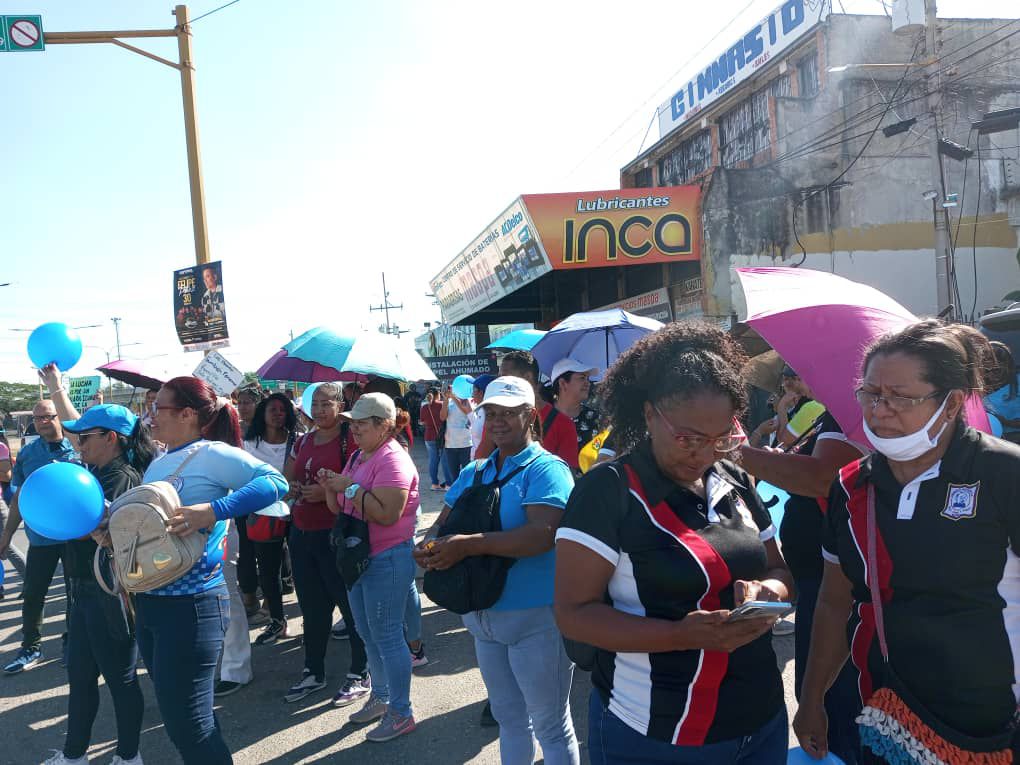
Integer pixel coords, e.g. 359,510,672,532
284,669,327,703
42,753,88,765
111,756,143,765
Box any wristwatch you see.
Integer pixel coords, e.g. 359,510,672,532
344,483,361,500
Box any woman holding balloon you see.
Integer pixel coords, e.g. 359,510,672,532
138,376,287,764
39,364,158,765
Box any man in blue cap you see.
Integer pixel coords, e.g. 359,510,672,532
0,398,76,674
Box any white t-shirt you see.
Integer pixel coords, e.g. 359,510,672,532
469,406,486,459
444,400,472,449
243,437,290,472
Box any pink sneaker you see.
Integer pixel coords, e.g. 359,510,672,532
366,710,416,742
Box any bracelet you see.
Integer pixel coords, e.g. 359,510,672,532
51,387,65,394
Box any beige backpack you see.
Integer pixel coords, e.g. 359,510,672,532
95,446,208,595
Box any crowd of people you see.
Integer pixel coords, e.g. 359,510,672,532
0,317,1019,764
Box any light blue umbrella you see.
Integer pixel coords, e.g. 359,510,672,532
530,309,663,380
485,328,546,352
257,327,437,383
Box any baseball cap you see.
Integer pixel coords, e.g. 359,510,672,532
62,404,138,437
341,392,396,421
551,358,600,383
471,373,496,392
480,376,535,408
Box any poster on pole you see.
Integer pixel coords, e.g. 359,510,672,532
66,376,102,411
173,260,230,352
193,350,246,396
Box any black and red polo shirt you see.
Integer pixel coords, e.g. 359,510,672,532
556,441,784,745
821,424,1020,737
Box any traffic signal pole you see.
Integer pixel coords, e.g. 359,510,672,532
44,5,211,267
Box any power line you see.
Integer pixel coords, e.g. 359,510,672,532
189,0,241,24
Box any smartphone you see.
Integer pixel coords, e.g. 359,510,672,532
725,601,794,622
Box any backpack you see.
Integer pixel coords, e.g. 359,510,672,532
423,453,539,615
94,446,208,595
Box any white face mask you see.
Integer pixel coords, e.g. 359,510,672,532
862,395,950,462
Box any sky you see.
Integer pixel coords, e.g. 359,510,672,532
1,0,1016,384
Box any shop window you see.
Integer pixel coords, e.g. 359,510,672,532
798,52,819,98
633,167,653,188
770,74,792,99
800,185,841,234
658,130,712,186
720,90,770,167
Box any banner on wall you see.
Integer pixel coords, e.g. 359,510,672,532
424,353,498,383
413,324,478,358
656,0,829,137
173,260,230,352
597,288,673,323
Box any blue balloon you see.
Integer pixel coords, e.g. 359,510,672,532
788,747,845,764
27,322,83,371
19,462,105,541
301,382,322,417
452,374,474,400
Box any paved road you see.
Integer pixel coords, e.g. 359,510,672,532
0,439,797,764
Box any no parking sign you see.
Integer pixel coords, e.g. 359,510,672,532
0,15,45,52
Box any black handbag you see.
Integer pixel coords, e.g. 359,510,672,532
330,449,371,588
423,454,538,615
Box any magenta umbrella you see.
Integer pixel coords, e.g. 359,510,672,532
735,267,990,446
97,360,167,391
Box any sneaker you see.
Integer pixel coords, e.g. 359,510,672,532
41,753,88,764
254,619,289,646
410,642,428,669
479,700,497,728
332,672,371,707
214,680,245,697
247,608,271,628
430,483,442,491
4,646,42,674
349,695,388,725
366,710,416,742
281,578,295,596
284,669,326,703
331,619,349,641
111,755,143,765
772,617,795,636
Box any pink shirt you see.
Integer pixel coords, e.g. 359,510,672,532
0,443,10,461
340,438,419,556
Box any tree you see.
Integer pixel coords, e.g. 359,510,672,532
0,381,40,418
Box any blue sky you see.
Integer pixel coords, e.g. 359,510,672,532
1,0,1014,383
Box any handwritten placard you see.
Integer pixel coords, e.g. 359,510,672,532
193,350,245,396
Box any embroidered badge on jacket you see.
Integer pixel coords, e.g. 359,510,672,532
941,482,980,521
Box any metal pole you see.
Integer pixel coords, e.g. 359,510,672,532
111,317,123,359
382,273,391,334
175,5,211,267
926,0,953,319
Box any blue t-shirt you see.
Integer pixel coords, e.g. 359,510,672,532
986,377,1020,435
11,436,78,546
443,441,574,610
142,440,286,596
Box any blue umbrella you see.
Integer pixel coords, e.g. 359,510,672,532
531,309,663,380
257,327,437,383
485,328,546,352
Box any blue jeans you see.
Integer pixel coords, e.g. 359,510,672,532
463,605,579,765
588,692,788,765
349,540,416,717
64,579,143,760
134,586,233,764
404,578,422,644
425,439,442,486
794,577,861,764
445,446,472,483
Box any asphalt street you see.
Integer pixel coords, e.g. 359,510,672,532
0,439,797,764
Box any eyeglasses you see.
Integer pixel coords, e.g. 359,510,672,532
854,388,942,413
32,414,58,422
653,405,747,453
77,430,108,443
153,404,185,414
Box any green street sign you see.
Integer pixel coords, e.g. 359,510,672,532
1,15,45,52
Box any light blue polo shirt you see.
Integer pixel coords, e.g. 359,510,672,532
11,436,78,546
444,441,574,610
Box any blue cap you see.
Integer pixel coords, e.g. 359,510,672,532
62,404,138,437
471,374,496,392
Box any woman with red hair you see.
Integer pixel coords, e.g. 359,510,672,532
141,377,288,764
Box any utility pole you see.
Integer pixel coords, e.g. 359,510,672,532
111,317,123,359
43,5,211,268
369,273,404,335
926,0,953,319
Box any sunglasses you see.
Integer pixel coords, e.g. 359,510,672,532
77,429,108,443
653,405,747,453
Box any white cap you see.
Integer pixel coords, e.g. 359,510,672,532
480,376,535,408
551,358,600,382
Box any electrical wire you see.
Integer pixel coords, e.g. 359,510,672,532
971,137,981,322
189,0,241,24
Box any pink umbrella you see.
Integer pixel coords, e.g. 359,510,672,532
735,267,990,446
97,359,167,391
